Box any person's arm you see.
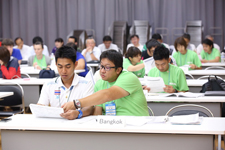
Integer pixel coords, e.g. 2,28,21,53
93,106,102,115
90,53,98,61
75,59,85,70
18,60,21,65
127,63,145,72
61,86,129,112
0,60,18,79
189,64,202,70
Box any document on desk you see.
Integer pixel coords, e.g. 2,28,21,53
29,104,63,118
144,76,165,93
162,92,204,98
169,113,202,125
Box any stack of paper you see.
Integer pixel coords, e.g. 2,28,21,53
169,113,201,125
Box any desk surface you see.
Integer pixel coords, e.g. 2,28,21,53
201,63,225,67
21,68,85,75
188,70,225,75
146,93,225,102
0,78,52,85
0,92,14,98
0,114,224,135
87,63,99,67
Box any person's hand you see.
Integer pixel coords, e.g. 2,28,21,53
189,64,196,69
142,85,150,92
60,110,79,120
201,59,207,63
86,46,93,53
61,101,75,112
0,60,4,66
163,85,175,93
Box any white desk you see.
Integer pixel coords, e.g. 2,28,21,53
0,92,14,98
188,70,225,79
187,79,207,92
0,114,225,150
146,94,225,117
21,68,85,78
201,63,225,69
87,63,99,73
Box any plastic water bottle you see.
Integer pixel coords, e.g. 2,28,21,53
50,53,54,61
221,52,225,63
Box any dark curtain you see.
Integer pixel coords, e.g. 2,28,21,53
0,0,224,52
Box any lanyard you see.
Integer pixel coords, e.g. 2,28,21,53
179,51,187,66
58,86,74,106
159,64,170,85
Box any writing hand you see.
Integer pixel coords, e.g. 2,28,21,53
163,85,175,93
60,110,79,120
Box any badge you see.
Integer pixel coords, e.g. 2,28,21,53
105,102,116,116
55,90,60,99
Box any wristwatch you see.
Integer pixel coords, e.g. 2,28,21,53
73,99,81,110
77,110,83,119
90,51,93,54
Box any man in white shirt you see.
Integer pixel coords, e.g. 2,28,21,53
152,33,170,50
98,35,119,52
82,38,101,62
30,36,49,57
126,34,143,51
38,46,94,119
196,35,220,55
14,37,31,60
182,33,196,51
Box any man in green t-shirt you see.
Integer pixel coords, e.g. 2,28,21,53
148,45,189,93
61,50,149,119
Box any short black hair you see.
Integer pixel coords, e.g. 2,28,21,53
145,39,161,51
174,37,187,52
55,38,64,43
66,42,77,52
125,46,141,59
14,37,23,45
182,33,191,41
202,39,214,48
152,33,162,40
153,45,170,60
69,36,77,43
130,34,139,40
2,38,14,46
0,46,10,64
55,46,77,64
32,36,43,44
103,35,112,42
34,41,44,49
100,50,123,70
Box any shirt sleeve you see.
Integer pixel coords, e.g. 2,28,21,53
93,48,101,61
16,50,23,60
177,69,189,91
0,59,19,79
82,80,94,98
37,82,50,106
123,58,132,70
193,52,202,67
200,50,205,59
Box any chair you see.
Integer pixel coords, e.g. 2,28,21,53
197,75,223,80
185,73,195,79
185,20,204,47
147,106,154,116
205,66,225,70
85,66,95,86
129,20,152,45
165,104,214,117
108,21,128,54
0,81,25,117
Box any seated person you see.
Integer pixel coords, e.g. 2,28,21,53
60,50,149,119
152,33,170,50
14,37,31,60
37,46,94,119
141,39,161,60
0,46,21,79
66,42,89,77
28,42,51,70
52,38,64,55
200,39,220,63
2,38,22,64
30,36,49,57
123,47,145,78
148,45,189,93
82,38,101,62
98,35,119,52
182,33,196,51
196,35,220,55
173,37,202,70
126,34,143,51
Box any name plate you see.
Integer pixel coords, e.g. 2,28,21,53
96,116,125,127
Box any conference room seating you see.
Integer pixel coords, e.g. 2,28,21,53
165,104,214,117
185,20,203,47
147,106,154,116
129,20,152,45
108,21,128,54
0,82,25,117
205,66,225,70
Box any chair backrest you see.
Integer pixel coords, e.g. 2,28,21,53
147,106,154,116
185,73,195,79
185,20,203,47
129,20,151,45
108,21,128,54
0,82,25,113
205,66,225,70
85,66,95,86
166,104,214,117
143,57,155,75
197,75,223,80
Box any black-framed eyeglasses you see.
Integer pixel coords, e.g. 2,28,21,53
99,65,116,71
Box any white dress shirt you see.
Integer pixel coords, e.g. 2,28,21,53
126,43,143,51
82,46,101,62
14,44,31,60
98,43,119,52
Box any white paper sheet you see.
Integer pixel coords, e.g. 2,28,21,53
29,104,64,118
144,76,165,93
